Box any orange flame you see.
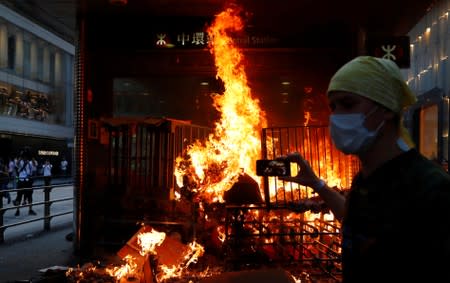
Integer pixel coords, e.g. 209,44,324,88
157,240,205,282
137,228,166,256
106,254,139,279
175,4,267,202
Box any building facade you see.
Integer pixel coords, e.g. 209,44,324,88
403,0,450,169
0,4,74,173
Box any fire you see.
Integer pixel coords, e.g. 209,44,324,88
137,229,166,256
157,241,206,282
174,4,267,202
106,255,139,279
63,4,352,283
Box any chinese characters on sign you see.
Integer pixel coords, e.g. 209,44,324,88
154,31,281,49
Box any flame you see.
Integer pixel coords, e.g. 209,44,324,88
103,229,167,280
216,225,226,243
157,240,205,282
137,228,166,256
106,255,139,279
70,226,207,282
174,4,267,202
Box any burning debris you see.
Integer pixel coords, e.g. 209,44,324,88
63,224,323,283
66,225,211,283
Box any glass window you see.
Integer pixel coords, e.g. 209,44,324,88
113,76,219,126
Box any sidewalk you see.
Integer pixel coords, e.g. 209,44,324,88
0,223,79,283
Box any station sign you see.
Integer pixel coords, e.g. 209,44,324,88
152,31,283,49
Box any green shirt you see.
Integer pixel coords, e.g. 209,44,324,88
342,149,450,282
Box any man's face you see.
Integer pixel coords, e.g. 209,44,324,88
328,91,386,131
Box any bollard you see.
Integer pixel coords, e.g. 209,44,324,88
44,186,52,230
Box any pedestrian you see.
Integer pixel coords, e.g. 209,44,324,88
8,156,17,191
42,159,52,188
23,155,37,211
0,157,11,204
60,157,68,176
278,56,450,282
30,157,38,177
13,150,36,216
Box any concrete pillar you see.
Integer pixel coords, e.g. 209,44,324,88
43,46,50,83
0,24,7,68
30,41,38,79
14,31,23,75
54,51,62,86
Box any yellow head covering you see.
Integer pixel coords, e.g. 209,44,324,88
327,56,417,148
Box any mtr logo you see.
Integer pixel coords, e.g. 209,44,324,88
367,36,410,68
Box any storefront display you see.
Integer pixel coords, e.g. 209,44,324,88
0,84,51,122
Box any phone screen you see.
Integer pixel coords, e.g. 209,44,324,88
256,159,291,176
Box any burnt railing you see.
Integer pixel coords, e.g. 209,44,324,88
260,125,359,207
222,125,359,281
222,204,342,281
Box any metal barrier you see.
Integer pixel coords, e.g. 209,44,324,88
0,178,74,243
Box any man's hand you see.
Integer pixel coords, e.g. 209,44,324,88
277,152,322,189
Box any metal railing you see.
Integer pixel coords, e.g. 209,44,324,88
0,177,74,243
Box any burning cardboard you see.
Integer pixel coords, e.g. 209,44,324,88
116,225,204,283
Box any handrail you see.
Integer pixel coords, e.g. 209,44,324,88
0,179,74,243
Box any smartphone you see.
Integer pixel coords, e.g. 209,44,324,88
256,159,291,177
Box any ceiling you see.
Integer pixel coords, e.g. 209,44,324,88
2,0,438,45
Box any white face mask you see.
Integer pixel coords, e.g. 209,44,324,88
329,107,384,154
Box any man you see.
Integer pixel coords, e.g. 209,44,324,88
280,56,450,282
14,150,36,216
60,157,68,176
42,159,52,188
8,156,17,191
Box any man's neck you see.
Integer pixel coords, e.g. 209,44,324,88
358,134,403,177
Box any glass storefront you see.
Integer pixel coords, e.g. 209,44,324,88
0,17,74,126
409,88,449,172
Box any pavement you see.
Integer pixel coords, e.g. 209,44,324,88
0,223,79,283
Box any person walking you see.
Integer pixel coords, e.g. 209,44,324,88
0,157,11,204
60,157,68,177
30,157,38,177
279,56,450,283
13,151,36,216
8,156,17,191
23,155,37,213
42,159,52,188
